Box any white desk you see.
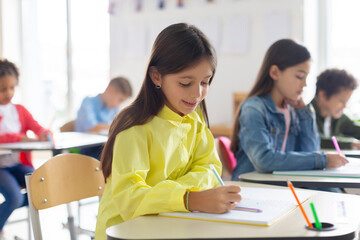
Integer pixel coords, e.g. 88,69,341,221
106,181,360,240
0,132,108,155
0,132,108,240
0,150,11,156
238,172,360,189
323,149,360,158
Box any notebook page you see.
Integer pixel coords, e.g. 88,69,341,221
159,187,313,226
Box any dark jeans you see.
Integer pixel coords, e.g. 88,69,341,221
79,145,103,160
0,164,34,230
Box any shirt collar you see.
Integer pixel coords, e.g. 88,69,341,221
261,93,278,113
311,98,324,121
157,105,203,126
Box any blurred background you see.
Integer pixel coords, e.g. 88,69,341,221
1,0,359,131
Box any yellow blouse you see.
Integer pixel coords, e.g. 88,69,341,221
95,105,222,240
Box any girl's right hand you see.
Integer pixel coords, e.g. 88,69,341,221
351,141,360,149
284,97,306,109
187,185,241,214
21,135,38,142
326,153,349,169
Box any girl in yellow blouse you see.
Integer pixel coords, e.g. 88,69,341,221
95,23,241,239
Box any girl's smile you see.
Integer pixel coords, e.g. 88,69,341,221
183,100,198,108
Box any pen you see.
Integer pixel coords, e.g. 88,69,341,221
209,164,262,213
332,136,343,156
309,202,322,230
46,133,56,148
287,180,313,228
234,206,262,213
209,164,225,186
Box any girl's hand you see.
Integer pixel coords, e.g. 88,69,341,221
187,185,241,214
351,141,360,150
326,153,349,168
21,135,38,142
39,131,52,141
284,97,306,109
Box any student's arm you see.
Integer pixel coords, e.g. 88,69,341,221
75,98,99,132
338,114,360,140
0,105,49,143
88,123,110,133
109,126,221,222
17,105,49,137
175,126,222,188
176,126,242,213
0,132,23,143
294,105,321,152
319,114,360,149
239,104,327,173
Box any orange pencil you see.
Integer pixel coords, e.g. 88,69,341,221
287,180,313,228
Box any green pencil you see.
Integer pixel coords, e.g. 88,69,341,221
310,202,322,230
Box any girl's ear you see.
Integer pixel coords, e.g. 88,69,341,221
269,65,280,81
149,66,162,86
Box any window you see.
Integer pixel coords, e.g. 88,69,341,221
326,0,360,119
1,0,109,131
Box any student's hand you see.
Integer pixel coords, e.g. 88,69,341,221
326,153,349,169
351,141,360,149
187,185,241,214
88,123,110,134
284,97,306,109
21,135,38,142
39,131,52,141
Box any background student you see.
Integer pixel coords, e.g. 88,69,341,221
95,23,241,240
230,39,348,182
311,68,360,149
0,59,51,238
75,76,132,159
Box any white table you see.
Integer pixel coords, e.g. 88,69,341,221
0,132,108,156
0,132,108,240
238,171,360,189
106,181,360,240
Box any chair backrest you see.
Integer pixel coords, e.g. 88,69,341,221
233,92,248,116
217,136,237,175
60,120,75,132
25,153,105,239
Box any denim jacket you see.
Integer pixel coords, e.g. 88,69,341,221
231,94,327,181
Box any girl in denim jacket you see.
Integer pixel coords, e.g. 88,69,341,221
230,39,348,181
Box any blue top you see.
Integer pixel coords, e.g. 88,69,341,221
231,94,327,181
75,95,119,132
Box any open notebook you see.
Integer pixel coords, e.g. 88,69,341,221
273,157,360,178
159,187,313,226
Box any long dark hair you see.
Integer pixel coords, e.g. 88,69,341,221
230,39,311,153
101,23,217,180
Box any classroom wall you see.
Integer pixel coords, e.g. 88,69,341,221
109,0,305,126
0,0,3,58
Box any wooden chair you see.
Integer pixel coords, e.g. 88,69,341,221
60,120,75,132
25,153,105,240
233,92,248,115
